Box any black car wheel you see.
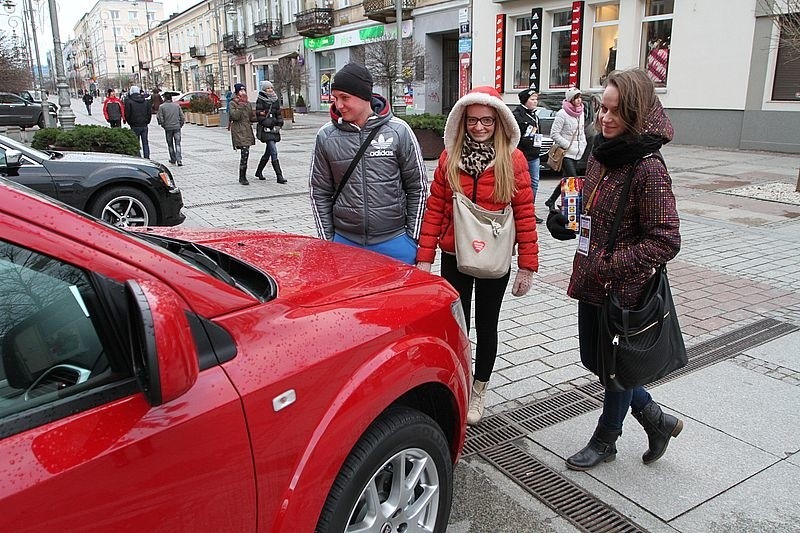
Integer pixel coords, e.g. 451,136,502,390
316,407,453,533
90,187,156,227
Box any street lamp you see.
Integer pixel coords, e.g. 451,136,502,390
393,0,406,116
158,25,175,90
47,0,75,129
0,9,35,84
103,11,123,92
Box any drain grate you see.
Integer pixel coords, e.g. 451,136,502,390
462,415,525,457
482,442,647,533
185,191,308,209
504,390,602,432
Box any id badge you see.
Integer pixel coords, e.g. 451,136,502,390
577,214,591,256
533,133,543,147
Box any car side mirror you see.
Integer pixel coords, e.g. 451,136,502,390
125,280,199,406
5,149,23,167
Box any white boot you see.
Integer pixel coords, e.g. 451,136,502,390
467,380,488,426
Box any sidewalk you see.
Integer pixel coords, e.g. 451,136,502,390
66,98,800,532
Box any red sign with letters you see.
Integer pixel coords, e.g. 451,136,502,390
569,1,584,87
495,14,506,93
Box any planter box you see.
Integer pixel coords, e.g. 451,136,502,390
203,114,220,127
412,128,445,160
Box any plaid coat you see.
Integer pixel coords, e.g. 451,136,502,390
566,101,680,307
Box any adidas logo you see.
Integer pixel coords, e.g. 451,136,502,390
368,149,394,157
370,133,393,149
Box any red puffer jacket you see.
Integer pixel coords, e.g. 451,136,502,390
416,148,539,271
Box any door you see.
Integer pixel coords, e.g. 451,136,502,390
0,144,57,199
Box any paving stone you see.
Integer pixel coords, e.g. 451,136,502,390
537,364,590,386
496,360,551,381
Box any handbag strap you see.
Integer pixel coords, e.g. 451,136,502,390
604,152,664,256
332,126,382,205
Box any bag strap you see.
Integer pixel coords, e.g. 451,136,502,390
604,152,664,256
332,126,382,205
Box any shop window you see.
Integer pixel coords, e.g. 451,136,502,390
319,50,336,106
549,10,572,89
591,3,619,87
772,15,800,101
639,0,674,87
513,16,532,90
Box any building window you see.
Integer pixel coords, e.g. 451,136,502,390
319,50,336,105
512,16,532,90
591,3,619,88
110,10,119,19
128,11,137,20
772,15,800,101
117,61,125,69
640,0,673,87
549,10,572,89
115,44,125,53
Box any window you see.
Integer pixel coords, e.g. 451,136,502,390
513,16,532,90
117,61,125,69
115,44,125,53
591,3,619,87
128,11,137,20
549,10,572,89
319,50,336,104
640,0,674,87
110,10,119,19
0,242,123,420
772,15,800,101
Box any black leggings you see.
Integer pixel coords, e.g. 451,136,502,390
561,157,579,177
239,146,250,172
441,253,510,382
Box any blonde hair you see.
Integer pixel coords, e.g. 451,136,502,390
445,111,516,203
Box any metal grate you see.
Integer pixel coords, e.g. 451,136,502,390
483,442,647,533
462,415,525,457
504,390,602,432
185,192,308,209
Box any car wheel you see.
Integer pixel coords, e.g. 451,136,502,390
316,406,453,533
90,187,156,227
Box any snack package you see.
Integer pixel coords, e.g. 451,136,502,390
560,177,584,232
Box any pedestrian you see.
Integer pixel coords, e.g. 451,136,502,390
123,86,153,159
309,62,426,265
547,68,683,470
102,88,124,128
550,86,588,177
82,92,94,115
228,83,255,185
150,87,163,115
254,80,286,184
513,88,543,223
157,91,185,166
415,86,539,425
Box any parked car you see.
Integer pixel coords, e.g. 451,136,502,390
13,90,58,118
173,90,222,110
0,135,184,227
0,177,471,532
0,92,47,129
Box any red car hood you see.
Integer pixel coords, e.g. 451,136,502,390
143,228,432,307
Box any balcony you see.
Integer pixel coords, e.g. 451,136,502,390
223,32,247,53
254,19,283,45
295,8,333,38
363,0,415,24
166,52,182,64
189,45,206,58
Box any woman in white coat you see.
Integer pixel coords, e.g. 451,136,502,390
550,87,588,176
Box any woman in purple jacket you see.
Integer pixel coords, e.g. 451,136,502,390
549,68,683,471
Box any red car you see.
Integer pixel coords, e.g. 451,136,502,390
172,90,222,109
0,179,471,532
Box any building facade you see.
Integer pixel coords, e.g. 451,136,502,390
472,0,800,153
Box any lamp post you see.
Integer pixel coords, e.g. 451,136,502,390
1,3,35,85
142,0,156,89
23,0,43,89
211,0,225,94
47,0,75,129
393,0,406,116
159,24,174,90
104,11,123,92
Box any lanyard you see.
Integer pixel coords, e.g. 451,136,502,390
583,169,609,215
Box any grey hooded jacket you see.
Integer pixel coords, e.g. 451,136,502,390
309,95,427,246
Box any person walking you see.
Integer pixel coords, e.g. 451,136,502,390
82,92,94,115
550,87,588,177
123,86,153,159
228,83,255,185
513,88,543,223
309,63,426,264
157,92,185,166
547,68,683,470
102,88,124,128
416,86,539,425
150,88,163,115
254,80,286,184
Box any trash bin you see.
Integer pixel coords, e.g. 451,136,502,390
219,108,229,129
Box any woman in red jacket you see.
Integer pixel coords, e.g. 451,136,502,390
416,86,539,425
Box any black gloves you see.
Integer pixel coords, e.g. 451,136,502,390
546,209,577,241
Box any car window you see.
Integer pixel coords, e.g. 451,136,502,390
0,94,18,104
0,240,125,419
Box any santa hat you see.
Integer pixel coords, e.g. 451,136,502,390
444,86,520,153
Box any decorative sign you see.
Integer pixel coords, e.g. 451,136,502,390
529,8,542,91
569,1,584,88
459,52,471,98
495,14,506,93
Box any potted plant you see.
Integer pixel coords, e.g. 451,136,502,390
294,94,308,114
398,114,446,160
189,96,214,125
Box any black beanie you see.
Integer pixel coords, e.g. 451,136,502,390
518,88,536,104
331,63,373,101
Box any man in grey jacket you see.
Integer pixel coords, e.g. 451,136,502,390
309,63,427,265
156,92,185,166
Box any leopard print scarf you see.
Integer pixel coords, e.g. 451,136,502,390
459,134,496,178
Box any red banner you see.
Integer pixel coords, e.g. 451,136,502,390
569,1,584,87
495,14,506,93
459,53,471,98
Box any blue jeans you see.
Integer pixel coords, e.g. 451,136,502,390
131,125,150,158
332,233,418,265
527,158,540,199
578,302,652,431
164,129,182,163
261,140,279,162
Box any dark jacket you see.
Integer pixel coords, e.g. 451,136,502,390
229,97,255,148
567,100,680,307
309,94,427,245
513,105,540,160
124,93,152,127
82,93,93,105
255,93,284,143
150,92,163,114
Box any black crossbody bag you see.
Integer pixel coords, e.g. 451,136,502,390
331,127,381,205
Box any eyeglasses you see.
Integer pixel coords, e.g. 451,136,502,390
466,116,495,127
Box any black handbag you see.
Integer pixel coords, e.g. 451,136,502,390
597,154,687,392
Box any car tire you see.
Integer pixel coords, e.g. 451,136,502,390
89,187,157,227
37,113,45,129
316,406,453,533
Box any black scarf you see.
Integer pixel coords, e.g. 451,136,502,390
592,133,665,169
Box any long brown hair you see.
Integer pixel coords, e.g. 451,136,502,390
604,68,656,135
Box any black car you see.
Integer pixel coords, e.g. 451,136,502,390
0,135,184,227
0,92,47,129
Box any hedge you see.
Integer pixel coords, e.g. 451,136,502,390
397,113,447,137
31,125,140,156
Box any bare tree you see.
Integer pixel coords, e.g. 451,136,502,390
352,36,427,103
0,31,33,92
273,57,307,107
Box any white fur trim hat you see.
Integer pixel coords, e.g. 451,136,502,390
444,86,520,153
565,87,582,102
